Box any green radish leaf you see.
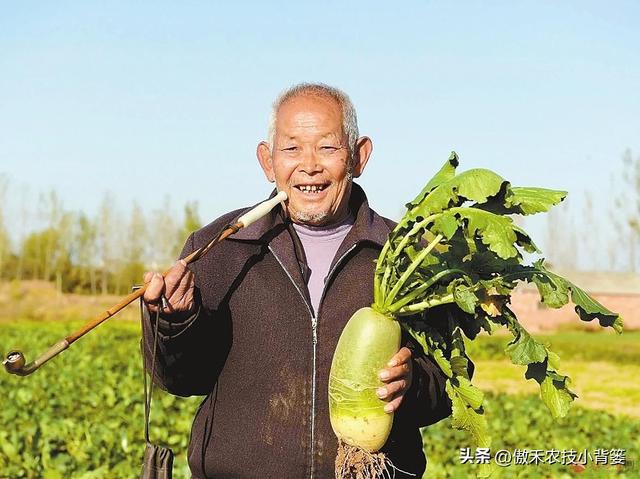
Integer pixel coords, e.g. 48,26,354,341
462,249,518,276
453,286,478,314
404,167,507,228
524,358,577,419
503,312,548,365
513,224,539,253
524,261,623,332
505,327,548,365
501,308,578,420
547,349,562,371
429,348,453,379
406,151,459,207
539,372,577,419
450,355,471,378
405,326,453,378
476,186,567,216
405,245,440,267
506,187,567,215
453,169,506,204
446,380,491,449
453,376,485,410
433,213,459,239
450,208,520,259
530,265,570,308
568,282,624,333
410,182,460,219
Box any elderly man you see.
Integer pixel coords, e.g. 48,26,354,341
142,83,452,478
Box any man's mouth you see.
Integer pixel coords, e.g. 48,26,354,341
293,183,330,194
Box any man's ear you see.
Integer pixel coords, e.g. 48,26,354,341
351,136,373,178
257,141,275,183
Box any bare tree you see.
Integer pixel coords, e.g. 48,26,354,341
97,192,116,294
545,198,577,270
622,149,640,271
116,200,148,293
54,211,73,294
76,213,98,294
0,175,9,279
149,196,178,270
15,184,32,281
611,149,640,272
582,192,599,270
181,201,202,239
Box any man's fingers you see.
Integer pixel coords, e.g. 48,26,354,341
377,377,410,414
379,346,412,389
143,271,154,284
142,260,194,313
143,272,165,303
379,363,410,383
376,379,407,400
387,347,412,367
377,347,413,413
382,395,404,414
168,269,195,310
172,269,195,297
163,260,190,298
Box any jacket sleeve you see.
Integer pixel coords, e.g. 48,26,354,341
141,233,230,397
398,328,476,428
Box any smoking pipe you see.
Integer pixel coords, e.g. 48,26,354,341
3,191,287,376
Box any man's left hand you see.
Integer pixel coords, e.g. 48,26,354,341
377,347,413,413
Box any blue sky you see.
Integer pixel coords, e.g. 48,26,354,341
1,1,638,268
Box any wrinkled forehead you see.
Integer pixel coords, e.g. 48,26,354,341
275,93,345,136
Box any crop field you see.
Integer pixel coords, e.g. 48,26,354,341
426,331,640,478
1,315,639,478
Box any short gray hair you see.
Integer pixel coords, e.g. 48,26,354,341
267,82,359,156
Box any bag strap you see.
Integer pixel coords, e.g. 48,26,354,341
143,298,164,444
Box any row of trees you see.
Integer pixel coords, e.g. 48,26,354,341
0,150,639,294
543,149,640,272
0,182,201,295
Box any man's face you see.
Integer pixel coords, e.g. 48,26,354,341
257,94,370,226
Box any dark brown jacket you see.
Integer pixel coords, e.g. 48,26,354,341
142,184,453,478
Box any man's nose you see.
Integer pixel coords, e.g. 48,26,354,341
299,148,323,173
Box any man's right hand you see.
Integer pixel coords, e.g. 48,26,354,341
143,259,195,314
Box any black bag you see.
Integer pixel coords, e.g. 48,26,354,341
140,299,175,479
141,443,174,479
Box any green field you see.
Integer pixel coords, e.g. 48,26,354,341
1,320,638,478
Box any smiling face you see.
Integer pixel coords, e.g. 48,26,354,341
257,93,372,226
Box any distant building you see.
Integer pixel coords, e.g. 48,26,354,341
511,271,640,332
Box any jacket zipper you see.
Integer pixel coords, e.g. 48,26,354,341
311,316,318,479
268,246,316,478
269,243,358,479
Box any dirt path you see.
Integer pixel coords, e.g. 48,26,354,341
0,280,140,322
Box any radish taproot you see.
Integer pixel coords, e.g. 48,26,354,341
328,152,623,478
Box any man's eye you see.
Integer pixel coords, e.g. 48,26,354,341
321,146,338,151
282,147,298,152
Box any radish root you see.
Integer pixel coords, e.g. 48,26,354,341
335,441,395,479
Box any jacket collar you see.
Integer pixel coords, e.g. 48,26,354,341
230,182,391,248
229,183,392,312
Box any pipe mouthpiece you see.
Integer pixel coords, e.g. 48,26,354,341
3,351,26,374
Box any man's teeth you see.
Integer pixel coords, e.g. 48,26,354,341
297,185,326,192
